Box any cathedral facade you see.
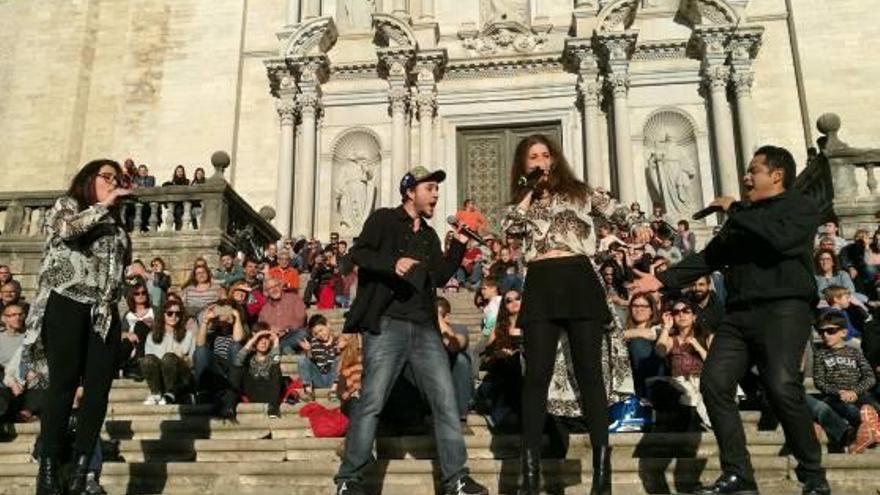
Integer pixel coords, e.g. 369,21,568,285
1,0,879,240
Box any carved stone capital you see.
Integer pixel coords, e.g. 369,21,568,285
413,89,436,118
388,84,409,114
702,64,730,92
577,74,603,106
729,26,764,63
693,25,733,64
598,30,638,64
275,95,299,125
606,71,630,98
731,69,754,97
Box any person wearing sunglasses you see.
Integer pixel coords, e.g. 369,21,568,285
630,146,831,495
655,300,714,430
141,302,194,406
812,311,880,454
11,159,131,495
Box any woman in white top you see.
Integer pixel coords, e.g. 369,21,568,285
141,301,194,405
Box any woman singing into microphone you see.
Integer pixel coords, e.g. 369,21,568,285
502,135,614,495
20,160,132,495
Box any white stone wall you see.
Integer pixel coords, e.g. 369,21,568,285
2,0,880,241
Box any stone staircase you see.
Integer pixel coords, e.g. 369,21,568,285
1,291,879,494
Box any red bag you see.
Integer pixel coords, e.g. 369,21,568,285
299,402,349,437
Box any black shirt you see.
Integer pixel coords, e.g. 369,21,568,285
658,189,819,307
385,219,437,324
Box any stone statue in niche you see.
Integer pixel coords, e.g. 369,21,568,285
481,0,530,26
337,0,376,32
333,131,381,233
647,133,698,220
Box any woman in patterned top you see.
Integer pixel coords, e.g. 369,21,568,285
502,134,615,495
22,159,132,495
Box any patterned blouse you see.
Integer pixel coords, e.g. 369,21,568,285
501,191,615,262
11,196,131,383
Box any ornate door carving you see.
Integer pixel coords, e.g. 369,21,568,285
457,122,562,232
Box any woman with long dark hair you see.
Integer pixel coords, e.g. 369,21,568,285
19,159,131,495
502,134,614,495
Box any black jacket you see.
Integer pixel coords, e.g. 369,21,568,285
343,206,466,334
658,190,819,308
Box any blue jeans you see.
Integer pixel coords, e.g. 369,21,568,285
805,394,850,444
297,355,338,388
335,317,469,490
450,351,473,419
278,328,308,356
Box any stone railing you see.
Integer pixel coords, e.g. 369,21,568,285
0,151,280,293
795,113,880,236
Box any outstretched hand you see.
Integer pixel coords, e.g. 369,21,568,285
627,268,664,294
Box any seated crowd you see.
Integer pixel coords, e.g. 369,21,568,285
1,195,880,459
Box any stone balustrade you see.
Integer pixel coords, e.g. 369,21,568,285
796,113,880,236
0,151,280,293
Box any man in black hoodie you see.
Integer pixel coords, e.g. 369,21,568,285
334,167,488,495
631,146,831,495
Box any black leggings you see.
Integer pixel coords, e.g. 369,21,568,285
521,318,608,451
41,291,120,458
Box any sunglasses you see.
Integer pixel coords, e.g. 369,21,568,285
133,290,147,296
818,326,843,335
671,308,693,316
505,296,521,303
165,311,182,317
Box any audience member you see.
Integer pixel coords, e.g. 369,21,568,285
257,277,307,355
268,250,300,292
688,275,724,332
141,301,194,405
231,323,282,418
817,220,848,254
148,257,172,311
181,265,225,318
812,311,879,453
815,249,858,298
455,198,488,234
474,288,523,429
437,297,472,420
621,293,663,399
674,220,697,257
214,252,244,289
133,165,156,188
297,315,339,401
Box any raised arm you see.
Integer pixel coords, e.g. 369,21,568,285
49,196,112,242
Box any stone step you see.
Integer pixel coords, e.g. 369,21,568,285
0,456,877,495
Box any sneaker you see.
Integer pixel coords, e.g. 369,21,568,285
444,475,488,495
267,403,281,419
336,480,368,495
862,404,880,441
848,412,875,454
143,394,161,405
162,393,176,405
329,390,339,402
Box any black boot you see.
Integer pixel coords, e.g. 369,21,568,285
590,446,612,495
518,446,541,495
67,453,90,495
35,456,63,495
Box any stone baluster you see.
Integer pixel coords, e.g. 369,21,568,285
182,201,192,231
865,164,878,195
27,207,43,237
162,204,175,232
599,31,638,204
148,202,160,232
21,207,32,235
133,202,144,233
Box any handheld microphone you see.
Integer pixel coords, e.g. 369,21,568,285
691,204,723,220
517,168,544,190
447,215,487,246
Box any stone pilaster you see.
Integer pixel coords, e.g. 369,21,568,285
292,58,324,237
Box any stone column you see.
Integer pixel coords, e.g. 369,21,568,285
420,0,434,21
697,27,739,198
293,64,322,237
379,52,412,193
392,0,408,18
286,0,301,24
567,41,605,188
302,0,320,19
412,52,444,168
600,32,638,204
730,28,763,167
275,93,298,237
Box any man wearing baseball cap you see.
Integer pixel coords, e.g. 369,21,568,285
334,167,488,495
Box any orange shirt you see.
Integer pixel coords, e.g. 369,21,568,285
268,266,300,291
456,210,488,233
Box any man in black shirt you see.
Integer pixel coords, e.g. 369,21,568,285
335,167,488,495
632,146,831,495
